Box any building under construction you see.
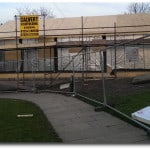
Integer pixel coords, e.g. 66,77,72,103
0,13,150,84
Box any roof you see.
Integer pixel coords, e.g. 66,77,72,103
0,13,150,39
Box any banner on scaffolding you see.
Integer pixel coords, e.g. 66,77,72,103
20,15,39,39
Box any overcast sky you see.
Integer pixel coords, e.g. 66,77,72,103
0,2,131,23
2,0,149,24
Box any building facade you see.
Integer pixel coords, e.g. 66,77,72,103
0,13,150,74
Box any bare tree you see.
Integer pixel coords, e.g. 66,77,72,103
126,2,150,14
39,7,55,18
16,7,55,18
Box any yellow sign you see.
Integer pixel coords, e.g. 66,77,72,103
20,15,39,39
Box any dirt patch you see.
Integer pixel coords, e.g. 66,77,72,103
0,77,150,99
76,78,150,94
75,77,150,105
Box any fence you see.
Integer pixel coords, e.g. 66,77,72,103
73,36,150,133
0,38,150,135
0,17,150,134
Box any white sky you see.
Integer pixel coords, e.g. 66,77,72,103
0,0,148,23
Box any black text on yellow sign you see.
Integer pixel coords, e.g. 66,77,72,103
20,15,39,39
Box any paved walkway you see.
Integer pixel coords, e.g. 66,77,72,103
0,92,149,144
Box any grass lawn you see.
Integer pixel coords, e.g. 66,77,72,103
78,88,150,117
78,89,150,129
113,90,150,116
0,99,62,143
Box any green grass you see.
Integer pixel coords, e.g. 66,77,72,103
113,90,150,116
0,99,62,143
77,90,150,129
78,89,150,117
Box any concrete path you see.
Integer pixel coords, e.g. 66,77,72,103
0,92,149,144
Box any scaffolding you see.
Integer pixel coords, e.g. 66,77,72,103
0,15,150,135
0,16,150,91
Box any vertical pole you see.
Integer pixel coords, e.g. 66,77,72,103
103,51,107,73
43,14,46,84
94,52,96,71
123,45,125,67
100,51,107,106
54,38,58,72
50,48,53,84
81,16,84,46
114,22,117,77
49,48,51,85
15,15,19,90
143,34,146,69
110,35,113,67
81,16,84,81
85,47,89,78
32,65,35,92
124,35,126,68
3,48,5,72
72,55,75,96
102,35,107,73
61,48,62,70
22,50,25,85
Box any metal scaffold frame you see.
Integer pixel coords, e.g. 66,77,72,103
0,16,149,92
0,15,150,136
